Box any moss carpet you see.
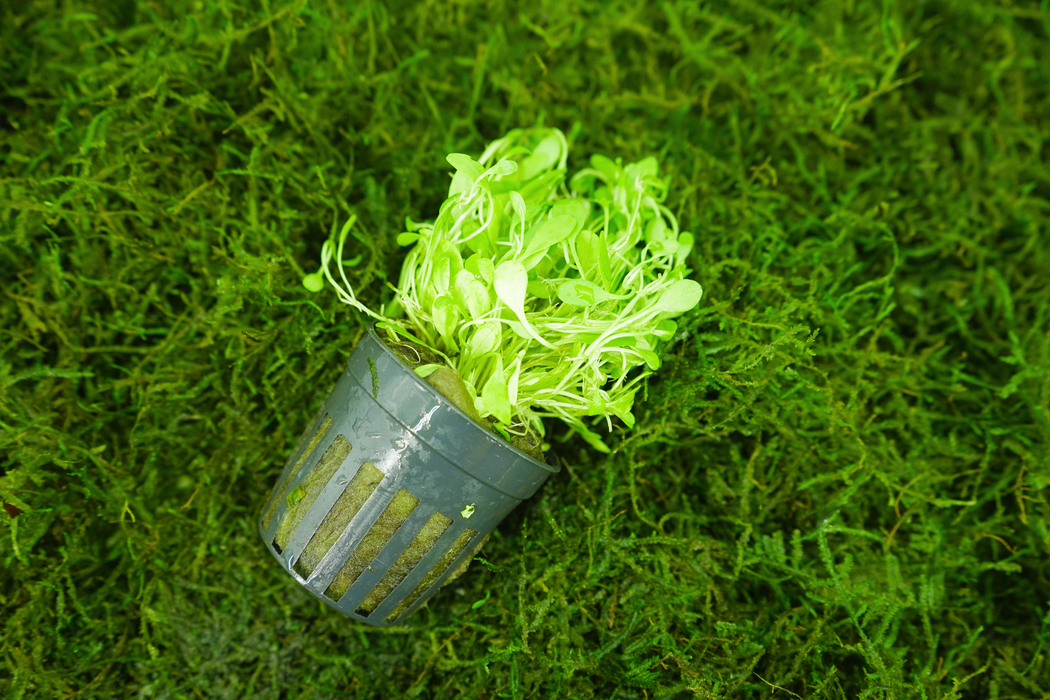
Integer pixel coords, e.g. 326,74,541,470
2,1,1048,698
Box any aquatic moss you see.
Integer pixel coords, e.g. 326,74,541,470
358,510,453,613
274,435,352,550
261,413,332,531
325,488,420,601
386,529,481,622
293,460,384,577
2,0,1048,697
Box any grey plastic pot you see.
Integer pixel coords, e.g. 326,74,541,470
258,325,559,626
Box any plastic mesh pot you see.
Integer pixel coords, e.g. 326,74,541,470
258,326,559,626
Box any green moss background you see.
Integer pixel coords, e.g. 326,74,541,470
2,0,1048,697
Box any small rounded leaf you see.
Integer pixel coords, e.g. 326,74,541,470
494,260,553,349
302,272,324,292
492,159,518,176
675,232,695,266
521,214,579,269
466,321,501,357
655,279,703,314
653,319,678,340
453,269,491,320
447,154,485,182
481,364,512,425
557,279,614,307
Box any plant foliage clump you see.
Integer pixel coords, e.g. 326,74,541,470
309,128,701,451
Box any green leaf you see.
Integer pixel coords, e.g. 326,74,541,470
598,228,614,289
575,230,601,280
509,190,527,234
653,319,678,340
414,364,443,378
337,214,358,246
481,356,511,424
432,256,452,294
592,185,614,205
568,167,604,194
655,279,702,314
504,319,530,340
301,272,324,292
453,269,491,320
573,422,611,453
557,279,616,306
432,246,463,294
432,295,460,350
494,260,553,348
590,154,622,184
507,355,522,405
645,215,668,243
286,486,304,507
521,215,579,269
675,232,694,267
636,348,661,370
467,321,501,357
463,220,496,257
465,254,495,285
648,237,678,258
494,260,527,315
471,588,491,610
549,198,590,230
626,156,659,182
447,153,485,183
526,279,553,302
449,169,473,197
604,336,637,349
397,232,420,246
491,159,518,177
520,134,563,180
608,389,637,427
518,170,565,203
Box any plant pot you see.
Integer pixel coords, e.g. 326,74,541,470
258,325,559,626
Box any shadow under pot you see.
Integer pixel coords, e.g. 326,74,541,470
258,325,559,626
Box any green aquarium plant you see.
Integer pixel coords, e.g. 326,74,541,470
259,128,703,625
304,127,702,454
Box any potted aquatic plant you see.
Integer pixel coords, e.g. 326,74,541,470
259,127,702,625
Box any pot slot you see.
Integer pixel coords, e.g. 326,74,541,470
275,432,351,551
354,510,454,615
262,413,333,530
325,488,420,601
292,460,385,578
385,528,478,622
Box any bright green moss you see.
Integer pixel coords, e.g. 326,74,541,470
274,435,352,551
262,413,331,531
293,460,384,577
359,510,453,613
324,488,420,601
